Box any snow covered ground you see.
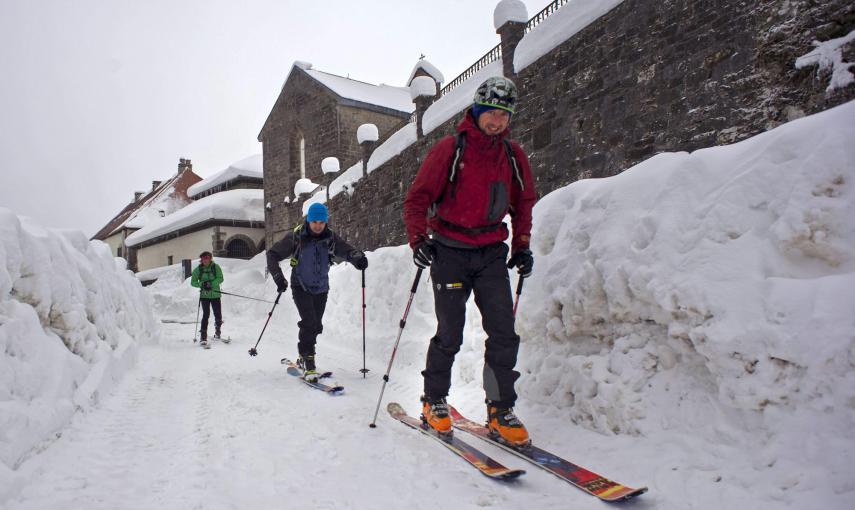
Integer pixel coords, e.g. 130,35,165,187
2,101,854,509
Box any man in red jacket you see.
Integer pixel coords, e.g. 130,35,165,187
403,76,537,446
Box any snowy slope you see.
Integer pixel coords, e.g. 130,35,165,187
1,101,853,509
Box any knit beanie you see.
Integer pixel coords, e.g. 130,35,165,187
307,203,329,223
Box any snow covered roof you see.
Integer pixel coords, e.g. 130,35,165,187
407,59,445,86
303,68,415,114
124,189,264,247
92,166,202,240
187,154,263,198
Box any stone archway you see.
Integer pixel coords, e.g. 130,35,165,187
224,234,257,259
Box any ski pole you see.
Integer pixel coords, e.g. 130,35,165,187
217,290,275,304
360,269,369,378
192,292,202,343
369,267,423,428
512,275,524,317
248,292,283,357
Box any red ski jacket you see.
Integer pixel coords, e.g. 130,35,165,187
403,111,537,253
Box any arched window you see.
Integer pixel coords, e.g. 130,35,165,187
290,128,306,179
299,136,306,179
226,235,255,260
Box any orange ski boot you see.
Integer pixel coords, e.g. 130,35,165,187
420,397,452,435
487,405,530,447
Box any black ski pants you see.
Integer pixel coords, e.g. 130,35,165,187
423,241,520,408
292,284,328,358
200,297,222,338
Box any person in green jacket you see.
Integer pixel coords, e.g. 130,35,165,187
191,251,224,346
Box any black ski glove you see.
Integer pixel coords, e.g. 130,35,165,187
271,271,288,293
413,239,436,269
507,249,534,278
202,281,212,291
350,251,368,271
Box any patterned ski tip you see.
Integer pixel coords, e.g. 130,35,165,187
447,405,647,501
387,403,525,480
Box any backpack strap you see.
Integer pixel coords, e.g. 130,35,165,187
447,132,467,199
502,139,525,191
289,224,303,268
432,133,523,214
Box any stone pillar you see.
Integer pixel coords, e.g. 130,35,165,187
360,140,376,179
496,20,526,78
415,94,440,139
212,226,227,257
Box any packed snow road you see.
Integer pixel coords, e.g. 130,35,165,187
5,321,630,510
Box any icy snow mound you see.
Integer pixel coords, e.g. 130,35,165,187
517,101,855,436
0,210,158,472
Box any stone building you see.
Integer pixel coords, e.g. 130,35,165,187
257,62,415,245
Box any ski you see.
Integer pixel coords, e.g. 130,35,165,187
213,334,231,344
200,340,211,350
387,402,525,480
448,405,647,501
281,358,343,395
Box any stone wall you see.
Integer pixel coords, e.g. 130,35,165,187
292,0,855,251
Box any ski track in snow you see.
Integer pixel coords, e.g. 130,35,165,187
6,320,620,510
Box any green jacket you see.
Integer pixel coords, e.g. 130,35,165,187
191,262,224,299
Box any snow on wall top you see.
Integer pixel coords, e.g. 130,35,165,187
494,0,528,29
124,189,264,247
410,76,437,99
187,154,263,198
407,58,445,85
514,0,625,72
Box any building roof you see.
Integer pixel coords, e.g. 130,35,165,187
124,189,264,247
303,68,415,114
91,165,202,241
188,154,263,198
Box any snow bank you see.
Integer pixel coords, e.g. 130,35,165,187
0,210,158,475
516,100,855,495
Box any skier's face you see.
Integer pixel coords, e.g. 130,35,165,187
201,256,212,266
477,108,510,136
309,221,326,234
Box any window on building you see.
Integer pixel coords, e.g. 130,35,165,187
117,246,123,257
290,128,306,179
167,255,173,265
299,136,306,179
226,239,253,259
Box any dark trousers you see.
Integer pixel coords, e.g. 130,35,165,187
423,242,520,408
292,284,328,358
200,298,222,338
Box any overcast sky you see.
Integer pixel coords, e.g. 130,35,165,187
0,0,546,237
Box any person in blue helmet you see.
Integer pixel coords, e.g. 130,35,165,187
266,203,368,381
